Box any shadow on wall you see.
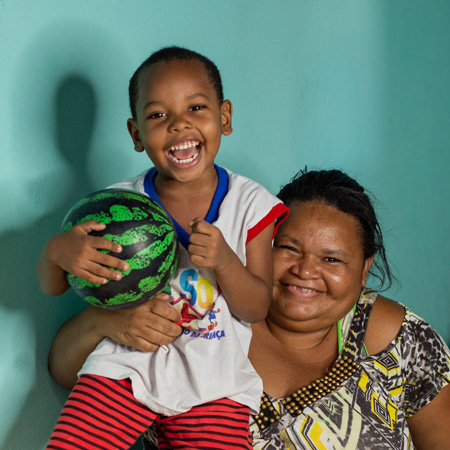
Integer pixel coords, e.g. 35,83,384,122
0,75,98,449
0,15,144,447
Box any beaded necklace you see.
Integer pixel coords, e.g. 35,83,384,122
253,305,363,431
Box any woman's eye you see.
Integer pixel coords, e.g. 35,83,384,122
324,257,341,263
275,244,298,253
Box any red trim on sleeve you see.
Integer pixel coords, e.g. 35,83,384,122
246,203,290,244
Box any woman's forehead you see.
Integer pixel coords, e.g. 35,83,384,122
279,201,362,248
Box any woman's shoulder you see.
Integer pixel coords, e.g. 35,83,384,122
364,295,406,355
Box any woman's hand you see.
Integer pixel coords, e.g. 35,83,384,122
98,293,183,352
48,294,182,390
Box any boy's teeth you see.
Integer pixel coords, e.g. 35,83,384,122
168,149,199,164
169,141,199,151
168,140,200,164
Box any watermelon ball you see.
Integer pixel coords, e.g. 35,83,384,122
61,189,178,310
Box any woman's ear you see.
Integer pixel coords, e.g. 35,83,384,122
127,118,144,152
221,100,233,136
362,256,374,286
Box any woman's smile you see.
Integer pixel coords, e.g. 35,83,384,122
283,283,324,299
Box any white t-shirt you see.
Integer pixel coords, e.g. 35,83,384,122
79,166,288,416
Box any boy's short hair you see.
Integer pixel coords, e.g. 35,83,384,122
129,46,224,120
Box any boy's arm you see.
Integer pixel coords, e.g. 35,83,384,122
189,219,273,323
37,221,130,296
49,295,182,390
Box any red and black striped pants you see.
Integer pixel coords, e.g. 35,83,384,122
46,374,252,450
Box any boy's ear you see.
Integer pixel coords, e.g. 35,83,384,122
221,100,233,136
127,118,145,153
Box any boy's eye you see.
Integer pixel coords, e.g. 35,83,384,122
189,105,205,112
148,112,166,119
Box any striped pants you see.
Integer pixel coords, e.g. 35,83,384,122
46,374,252,450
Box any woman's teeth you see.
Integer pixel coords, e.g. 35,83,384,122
291,286,316,293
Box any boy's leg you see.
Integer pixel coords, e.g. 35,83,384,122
47,374,157,450
157,398,252,450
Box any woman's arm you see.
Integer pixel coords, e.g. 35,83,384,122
49,296,182,390
364,295,405,355
407,384,450,449
367,296,450,447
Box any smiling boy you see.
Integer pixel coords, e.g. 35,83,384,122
40,47,288,449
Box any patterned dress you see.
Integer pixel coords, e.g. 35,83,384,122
249,289,450,449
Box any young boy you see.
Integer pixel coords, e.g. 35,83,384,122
40,47,288,450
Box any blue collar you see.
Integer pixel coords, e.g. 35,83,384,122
143,165,229,248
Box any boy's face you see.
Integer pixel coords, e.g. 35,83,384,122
127,59,232,185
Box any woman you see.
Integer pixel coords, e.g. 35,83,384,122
248,169,450,449
48,169,450,449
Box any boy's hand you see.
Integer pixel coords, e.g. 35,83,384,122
188,218,234,270
49,220,130,285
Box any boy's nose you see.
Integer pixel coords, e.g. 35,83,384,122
168,114,192,132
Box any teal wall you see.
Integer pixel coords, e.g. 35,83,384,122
1,1,449,448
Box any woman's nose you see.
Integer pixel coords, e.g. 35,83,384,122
292,255,319,279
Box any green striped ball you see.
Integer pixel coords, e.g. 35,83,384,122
62,189,178,309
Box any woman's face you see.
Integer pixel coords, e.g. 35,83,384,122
269,201,373,333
